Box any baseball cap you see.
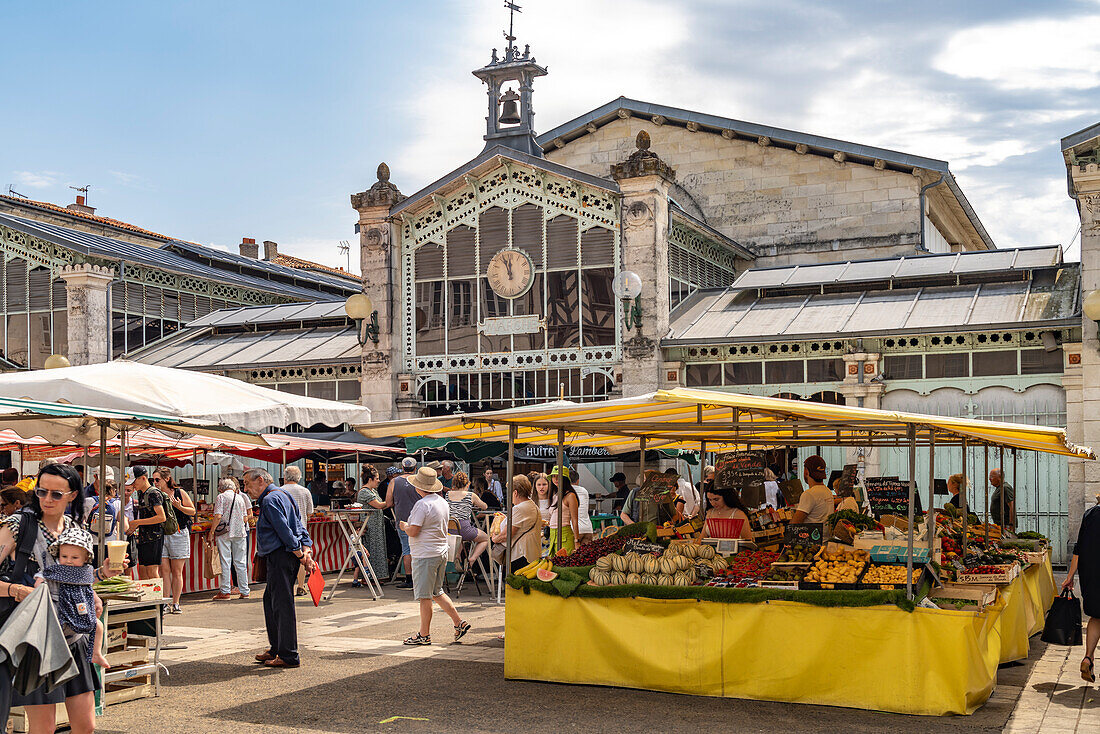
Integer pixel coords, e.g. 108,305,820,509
400,457,417,471
124,466,148,486
92,466,116,482
610,472,626,483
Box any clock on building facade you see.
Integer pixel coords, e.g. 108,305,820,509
486,247,535,298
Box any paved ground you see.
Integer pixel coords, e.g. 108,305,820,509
90,577,1077,733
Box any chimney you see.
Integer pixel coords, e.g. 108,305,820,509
263,240,279,261
239,237,259,258
66,195,96,216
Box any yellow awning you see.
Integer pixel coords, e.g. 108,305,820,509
356,387,1094,459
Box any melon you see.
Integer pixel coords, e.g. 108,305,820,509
674,555,693,572
643,555,660,575
610,554,627,573
665,543,681,556
641,573,658,585
590,569,610,586
673,572,691,587
536,568,558,582
595,555,613,571
627,553,645,574
682,543,699,559
711,556,728,571
659,557,676,576
698,544,716,560
657,574,674,586
609,571,627,586
626,573,642,585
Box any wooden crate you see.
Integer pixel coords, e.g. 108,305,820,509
105,676,154,705
957,563,1019,585
930,583,998,612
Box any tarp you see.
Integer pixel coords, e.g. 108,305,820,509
403,437,698,465
357,387,1094,459
0,360,371,432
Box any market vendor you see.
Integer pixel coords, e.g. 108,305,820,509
989,468,1016,531
945,473,965,510
791,455,833,524
702,486,754,541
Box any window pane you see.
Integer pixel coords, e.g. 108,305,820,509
307,381,337,401
724,362,762,385
478,277,509,352
686,363,721,387
581,267,615,346
512,273,544,351
926,352,969,379
546,270,579,348
511,203,543,268
883,354,922,380
414,281,445,355
765,360,804,384
546,216,578,270
806,358,844,382
277,382,306,396
972,350,1017,377
337,380,360,401
1020,348,1063,375
446,225,477,278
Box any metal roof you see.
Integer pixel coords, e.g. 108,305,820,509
667,262,1079,343
1061,121,1100,152
729,246,1062,292
0,213,351,301
391,145,619,218
131,324,360,371
537,97,995,250
670,202,755,261
187,300,347,328
0,209,354,299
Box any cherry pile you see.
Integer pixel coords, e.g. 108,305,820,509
554,535,630,567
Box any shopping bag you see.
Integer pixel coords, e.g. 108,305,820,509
202,540,222,579
1041,589,1082,646
307,566,325,607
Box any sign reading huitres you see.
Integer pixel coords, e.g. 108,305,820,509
716,451,766,507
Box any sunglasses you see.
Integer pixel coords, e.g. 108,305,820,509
35,488,74,501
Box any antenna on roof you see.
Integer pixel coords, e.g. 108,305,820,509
338,240,351,273
69,184,91,196
6,185,27,199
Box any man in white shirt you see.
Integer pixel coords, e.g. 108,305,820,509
667,468,700,517
280,466,314,596
398,467,470,646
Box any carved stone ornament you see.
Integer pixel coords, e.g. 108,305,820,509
623,334,657,359
611,131,676,182
625,200,653,227
363,350,391,371
1082,193,1100,230
351,162,407,210
364,226,389,253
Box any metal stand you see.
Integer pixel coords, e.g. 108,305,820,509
325,510,383,600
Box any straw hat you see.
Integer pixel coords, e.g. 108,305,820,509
408,467,443,493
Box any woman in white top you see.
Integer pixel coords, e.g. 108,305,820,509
534,473,551,526
573,482,594,544
792,455,834,525
490,475,542,573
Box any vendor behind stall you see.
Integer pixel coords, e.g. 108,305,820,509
702,486,754,541
792,455,833,524
945,473,965,510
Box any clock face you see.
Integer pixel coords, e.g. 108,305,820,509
486,248,534,299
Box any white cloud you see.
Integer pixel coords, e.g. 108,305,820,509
934,15,1100,91
11,170,59,189
109,170,147,187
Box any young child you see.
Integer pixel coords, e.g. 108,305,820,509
34,527,110,669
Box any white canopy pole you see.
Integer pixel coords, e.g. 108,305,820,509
505,425,516,573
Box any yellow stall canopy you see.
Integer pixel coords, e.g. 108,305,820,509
357,387,1094,459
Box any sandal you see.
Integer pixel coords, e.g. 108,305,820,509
454,620,471,642
403,633,431,646
1083,656,1095,683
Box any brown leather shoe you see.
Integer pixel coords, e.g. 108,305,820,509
254,651,276,663
212,593,234,601
263,656,300,668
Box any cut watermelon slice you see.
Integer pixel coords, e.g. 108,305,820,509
536,568,559,582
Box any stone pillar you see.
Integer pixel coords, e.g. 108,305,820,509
612,131,675,397
351,163,406,422
59,264,113,365
838,352,885,476
1064,142,1100,546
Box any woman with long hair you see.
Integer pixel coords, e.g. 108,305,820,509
156,468,195,614
702,485,754,541
352,465,388,585
0,463,111,733
546,468,580,555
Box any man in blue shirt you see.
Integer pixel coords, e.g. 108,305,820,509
243,468,314,669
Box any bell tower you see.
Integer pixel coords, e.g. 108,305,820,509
472,2,547,158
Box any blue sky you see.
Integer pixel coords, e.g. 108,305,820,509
3,1,1098,270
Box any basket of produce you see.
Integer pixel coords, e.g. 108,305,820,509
799,547,869,590
759,565,805,588
723,549,780,584
858,563,915,590
772,545,819,566
930,583,998,612
957,563,1019,584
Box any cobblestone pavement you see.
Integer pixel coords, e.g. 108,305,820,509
91,580,1049,733
1003,638,1099,733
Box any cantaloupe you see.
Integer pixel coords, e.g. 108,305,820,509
643,555,660,575
641,573,658,585
698,544,716,560
658,557,676,576
626,573,642,585
657,574,674,586
609,571,627,585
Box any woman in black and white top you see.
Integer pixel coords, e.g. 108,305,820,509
446,471,489,573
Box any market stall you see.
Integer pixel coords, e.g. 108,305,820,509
359,387,1089,716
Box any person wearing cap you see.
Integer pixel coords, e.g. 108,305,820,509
547,465,580,555
244,467,314,669
85,478,122,542
389,457,421,589
398,467,470,646
124,467,166,580
82,466,115,520
792,455,833,525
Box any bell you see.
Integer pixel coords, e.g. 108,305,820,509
498,89,521,125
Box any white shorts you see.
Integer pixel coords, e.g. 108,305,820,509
162,530,191,560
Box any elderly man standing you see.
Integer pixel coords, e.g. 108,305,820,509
989,468,1016,531
243,468,315,669
280,466,314,597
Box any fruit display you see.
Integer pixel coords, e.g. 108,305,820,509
535,568,559,582
724,549,780,581
860,564,910,586
761,566,804,583
775,545,819,564
802,548,869,585
588,548,702,587
514,558,554,579
553,534,631,567
826,511,882,533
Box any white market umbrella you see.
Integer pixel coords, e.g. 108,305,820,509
0,361,371,432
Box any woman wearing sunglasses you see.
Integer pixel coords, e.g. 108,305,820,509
0,463,124,734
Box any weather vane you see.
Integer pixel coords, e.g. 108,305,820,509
503,1,521,59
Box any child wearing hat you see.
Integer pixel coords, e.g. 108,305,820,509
34,526,110,668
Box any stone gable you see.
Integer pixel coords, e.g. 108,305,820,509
546,117,926,266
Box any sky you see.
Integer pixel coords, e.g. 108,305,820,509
3,1,1098,272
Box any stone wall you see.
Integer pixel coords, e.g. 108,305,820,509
546,117,925,261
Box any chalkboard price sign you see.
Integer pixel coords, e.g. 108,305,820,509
865,477,910,519
784,523,824,547
716,450,766,507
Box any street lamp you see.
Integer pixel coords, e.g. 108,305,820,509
44,354,71,369
612,271,643,332
345,293,379,345
1085,289,1100,328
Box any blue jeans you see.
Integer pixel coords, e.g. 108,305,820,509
217,535,250,596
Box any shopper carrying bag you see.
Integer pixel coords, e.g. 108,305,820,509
1042,589,1083,646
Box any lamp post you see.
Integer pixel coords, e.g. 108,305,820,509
1085,289,1100,332
612,270,643,332
344,293,379,345
44,354,71,369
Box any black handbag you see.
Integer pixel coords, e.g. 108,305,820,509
1041,589,1083,646
0,509,41,623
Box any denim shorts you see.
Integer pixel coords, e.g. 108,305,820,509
411,554,447,600
162,530,191,560
398,528,411,557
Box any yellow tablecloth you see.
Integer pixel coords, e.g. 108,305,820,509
505,590,1002,716
990,575,1030,664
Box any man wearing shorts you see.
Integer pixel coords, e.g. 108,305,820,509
390,457,420,589
399,467,469,646
125,467,166,579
